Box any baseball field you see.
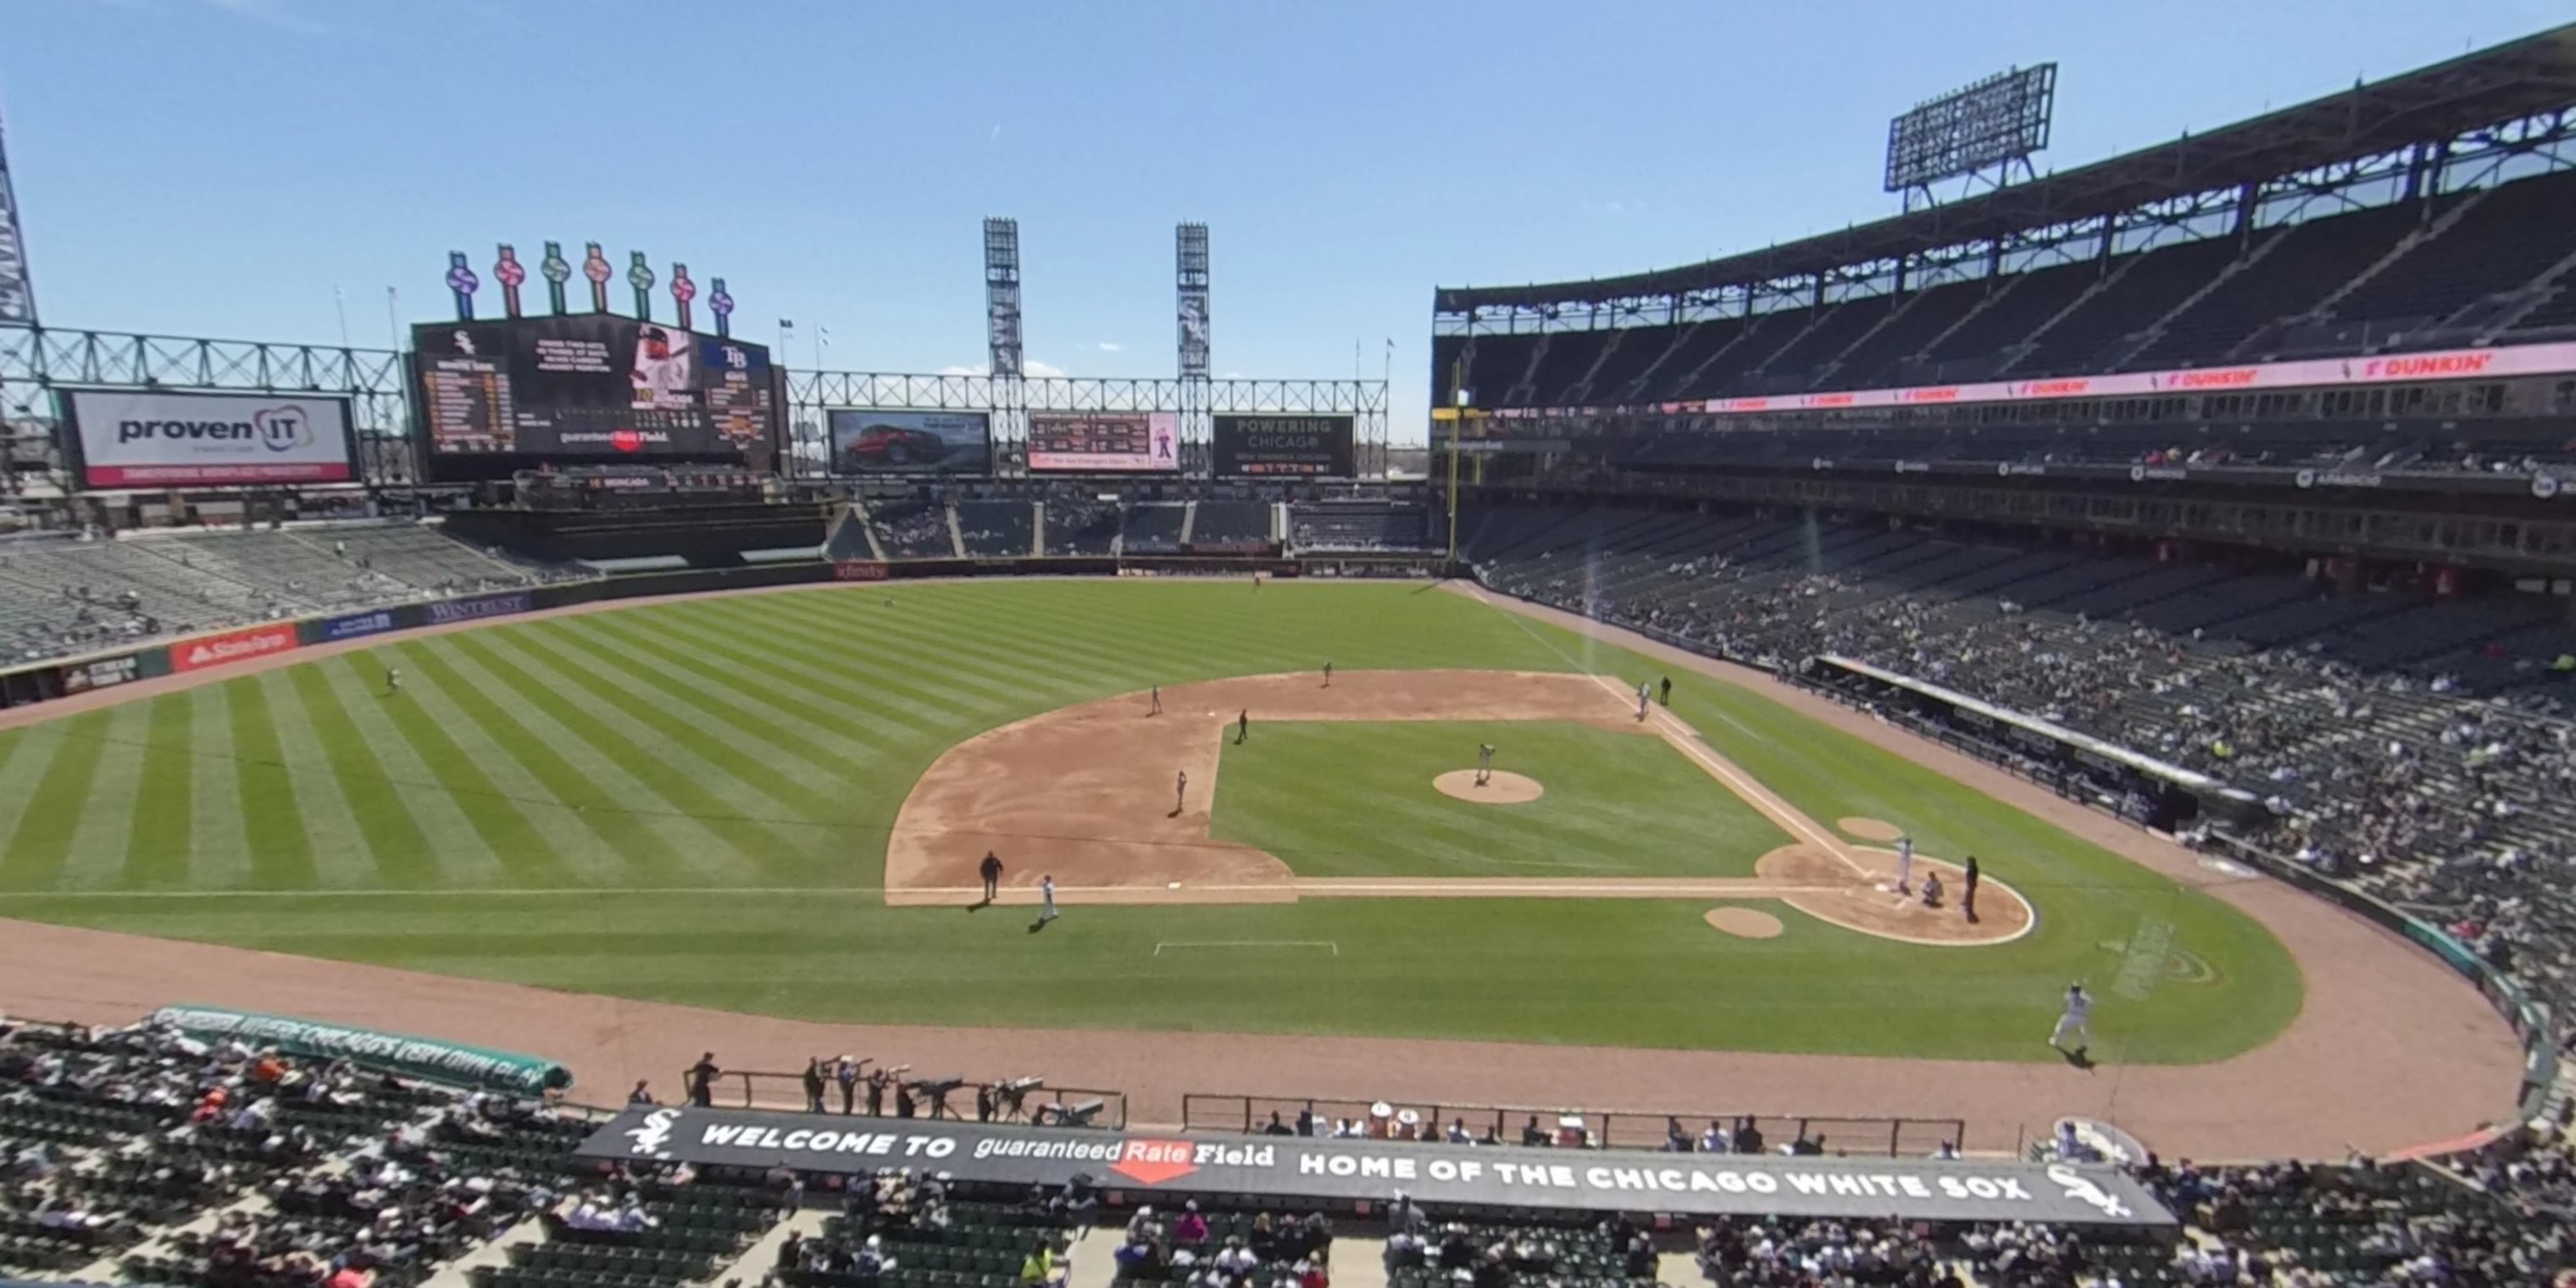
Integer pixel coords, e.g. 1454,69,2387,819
0,578,2303,1068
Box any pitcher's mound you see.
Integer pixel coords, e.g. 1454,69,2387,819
1705,908,1785,938
1837,817,1903,841
1433,769,1543,803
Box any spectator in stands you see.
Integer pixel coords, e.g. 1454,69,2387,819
1174,1199,1209,1245
626,1080,653,1105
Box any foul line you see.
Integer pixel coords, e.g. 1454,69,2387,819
1464,584,1870,878
1153,940,1339,956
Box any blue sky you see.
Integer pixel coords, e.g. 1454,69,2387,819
5,0,2565,441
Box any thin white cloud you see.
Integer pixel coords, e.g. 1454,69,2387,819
988,125,1003,145
935,359,1070,379
197,0,324,31
1094,341,1122,353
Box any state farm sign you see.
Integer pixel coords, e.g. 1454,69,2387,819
172,623,300,674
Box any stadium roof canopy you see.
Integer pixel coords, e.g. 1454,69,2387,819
1435,23,2576,313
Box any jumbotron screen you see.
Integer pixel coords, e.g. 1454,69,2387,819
411,317,774,463
1026,411,1180,472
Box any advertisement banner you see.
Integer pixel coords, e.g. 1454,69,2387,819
60,389,357,489
314,608,402,642
426,591,533,625
152,1005,569,1095
1027,412,1181,472
171,623,299,674
579,1108,2171,1226
1673,339,2576,419
826,410,992,475
1213,414,1355,477
834,560,891,581
58,652,143,695
412,317,773,459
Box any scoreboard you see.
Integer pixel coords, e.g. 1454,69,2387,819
1026,411,1180,472
411,315,774,472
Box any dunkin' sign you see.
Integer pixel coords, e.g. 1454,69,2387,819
173,624,300,674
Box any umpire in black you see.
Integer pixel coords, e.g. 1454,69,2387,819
979,851,1004,904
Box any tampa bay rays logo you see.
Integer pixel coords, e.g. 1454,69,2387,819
625,1108,682,1158
2046,1163,2129,1219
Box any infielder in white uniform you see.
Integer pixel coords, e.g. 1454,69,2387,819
1476,742,1496,787
1040,874,1059,923
1635,682,1651,720
1173,769,1189,816
2049,984,2092,1057
1894,836,1914,895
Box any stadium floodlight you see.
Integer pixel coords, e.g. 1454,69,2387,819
1884,64,2057,198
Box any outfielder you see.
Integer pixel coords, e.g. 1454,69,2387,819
1894,835,1914,895
2049,984,2092,1058
385,667,402,696
1475,742,1495,787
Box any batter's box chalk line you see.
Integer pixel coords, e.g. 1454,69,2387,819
1153,940,1341,957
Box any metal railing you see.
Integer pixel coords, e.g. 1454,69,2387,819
1180,1092,1966,1158
686,1067,1126,1130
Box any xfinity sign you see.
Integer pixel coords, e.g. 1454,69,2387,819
63,388,357,490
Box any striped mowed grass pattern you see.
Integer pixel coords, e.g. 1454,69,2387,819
0,581,1580,893
0,580,2308,1065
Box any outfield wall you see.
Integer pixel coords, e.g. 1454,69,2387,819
0,550,1450,713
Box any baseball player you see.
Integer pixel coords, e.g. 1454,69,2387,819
1893,835,1915,895
1658,676,1672,707
2049,984,2092,1058
1174,769,1189,816
1635,682,1651,720
1476,742,1495,787
1149,685,1162,717
1235,709,1249,745
1322,661,1334,688
1040,874,1059,923
1963,855,1981,919
978,851,1003,903
384,666,402,696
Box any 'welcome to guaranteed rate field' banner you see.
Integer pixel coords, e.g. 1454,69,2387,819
152,1005,570,1096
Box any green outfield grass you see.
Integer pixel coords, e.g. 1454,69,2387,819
0,580,2305,1063
1210,719,1788,878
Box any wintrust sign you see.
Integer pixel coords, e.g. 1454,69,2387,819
173,624,300,674
63,389,357,489
426,591,533,625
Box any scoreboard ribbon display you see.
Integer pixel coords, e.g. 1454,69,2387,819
1027,412,1180,473
1213,414,1354,477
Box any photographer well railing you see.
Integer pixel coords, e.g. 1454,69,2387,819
1180,1092,1966,1158
688,1066,1126,1130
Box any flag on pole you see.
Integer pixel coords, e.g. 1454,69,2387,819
780,319,795,329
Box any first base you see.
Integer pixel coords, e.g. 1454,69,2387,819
1167,881,1181,889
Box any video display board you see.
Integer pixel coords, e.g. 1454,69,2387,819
826,410,991,475
411,316,773,462
1026,411,1180,472
1212,414,1354,477
58,388,358,489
